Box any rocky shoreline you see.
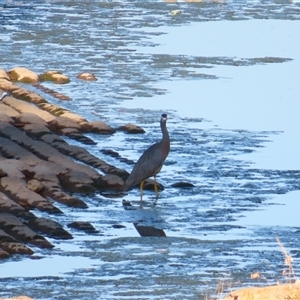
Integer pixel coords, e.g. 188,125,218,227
0,67,145,258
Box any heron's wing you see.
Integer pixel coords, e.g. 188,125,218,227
125,143,164,189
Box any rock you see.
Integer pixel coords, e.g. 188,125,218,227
88,120,115,134
48,116,82,132
68,221,97,233
0,213,54,249
0,104,19,117
59,111,88,124
33,83,72,100
0,192,25,214
42,185,88,208
7,67,39,83
27,179,44,193
77,72,98,81
223,282,300,300
3,96,55,122
0,250,10,259
23,123,51,138
0,68,10,80
27,217,73,240
39,70,70,84
171,182,195,188
1,176,61,213
14,112,49,126
0,296,34,300
59,170,96,193
100,174,124,190
118,123,145,134
0,112,14,124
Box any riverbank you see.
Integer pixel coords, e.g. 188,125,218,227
0,66,148,257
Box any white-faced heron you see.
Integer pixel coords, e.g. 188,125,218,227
123,113,170,201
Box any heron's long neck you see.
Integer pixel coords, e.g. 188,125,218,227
160,120,170,155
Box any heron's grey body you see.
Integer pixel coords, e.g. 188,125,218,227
123,114,170,199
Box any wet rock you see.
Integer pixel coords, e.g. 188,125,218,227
171,181,195,188
27,179,44,193
77,72,98,81
68,221,97,233
134,223,166,237
88,120,115,134
7,67,39,83
0,68,10,80
0,213,53,249
112,224,126,229
118,123,145,134
143,178,164,191
27,217,73,240
39,70,70,84
3,96,55,122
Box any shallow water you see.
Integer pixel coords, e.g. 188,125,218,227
1,1,300,299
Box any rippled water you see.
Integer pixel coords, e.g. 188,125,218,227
1,1,300,299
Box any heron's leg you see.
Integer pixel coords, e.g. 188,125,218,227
139,181,144,201
154,175,159,197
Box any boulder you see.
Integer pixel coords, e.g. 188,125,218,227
100,174,124,190
1,176,61,213
0,112,14,124
3,96,55,122
39,70,70,84
0,104,19,117
0,68,10,80
0,213,54,248
0,192,25,214
118,123,145,134
48,116,82,131
7,67,39,83
68,221,97,233
77,72,98,81
23,123,51,137
89,120,115,134
26,217,73,240
15,112,49,126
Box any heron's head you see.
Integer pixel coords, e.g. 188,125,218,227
161,113,167,121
